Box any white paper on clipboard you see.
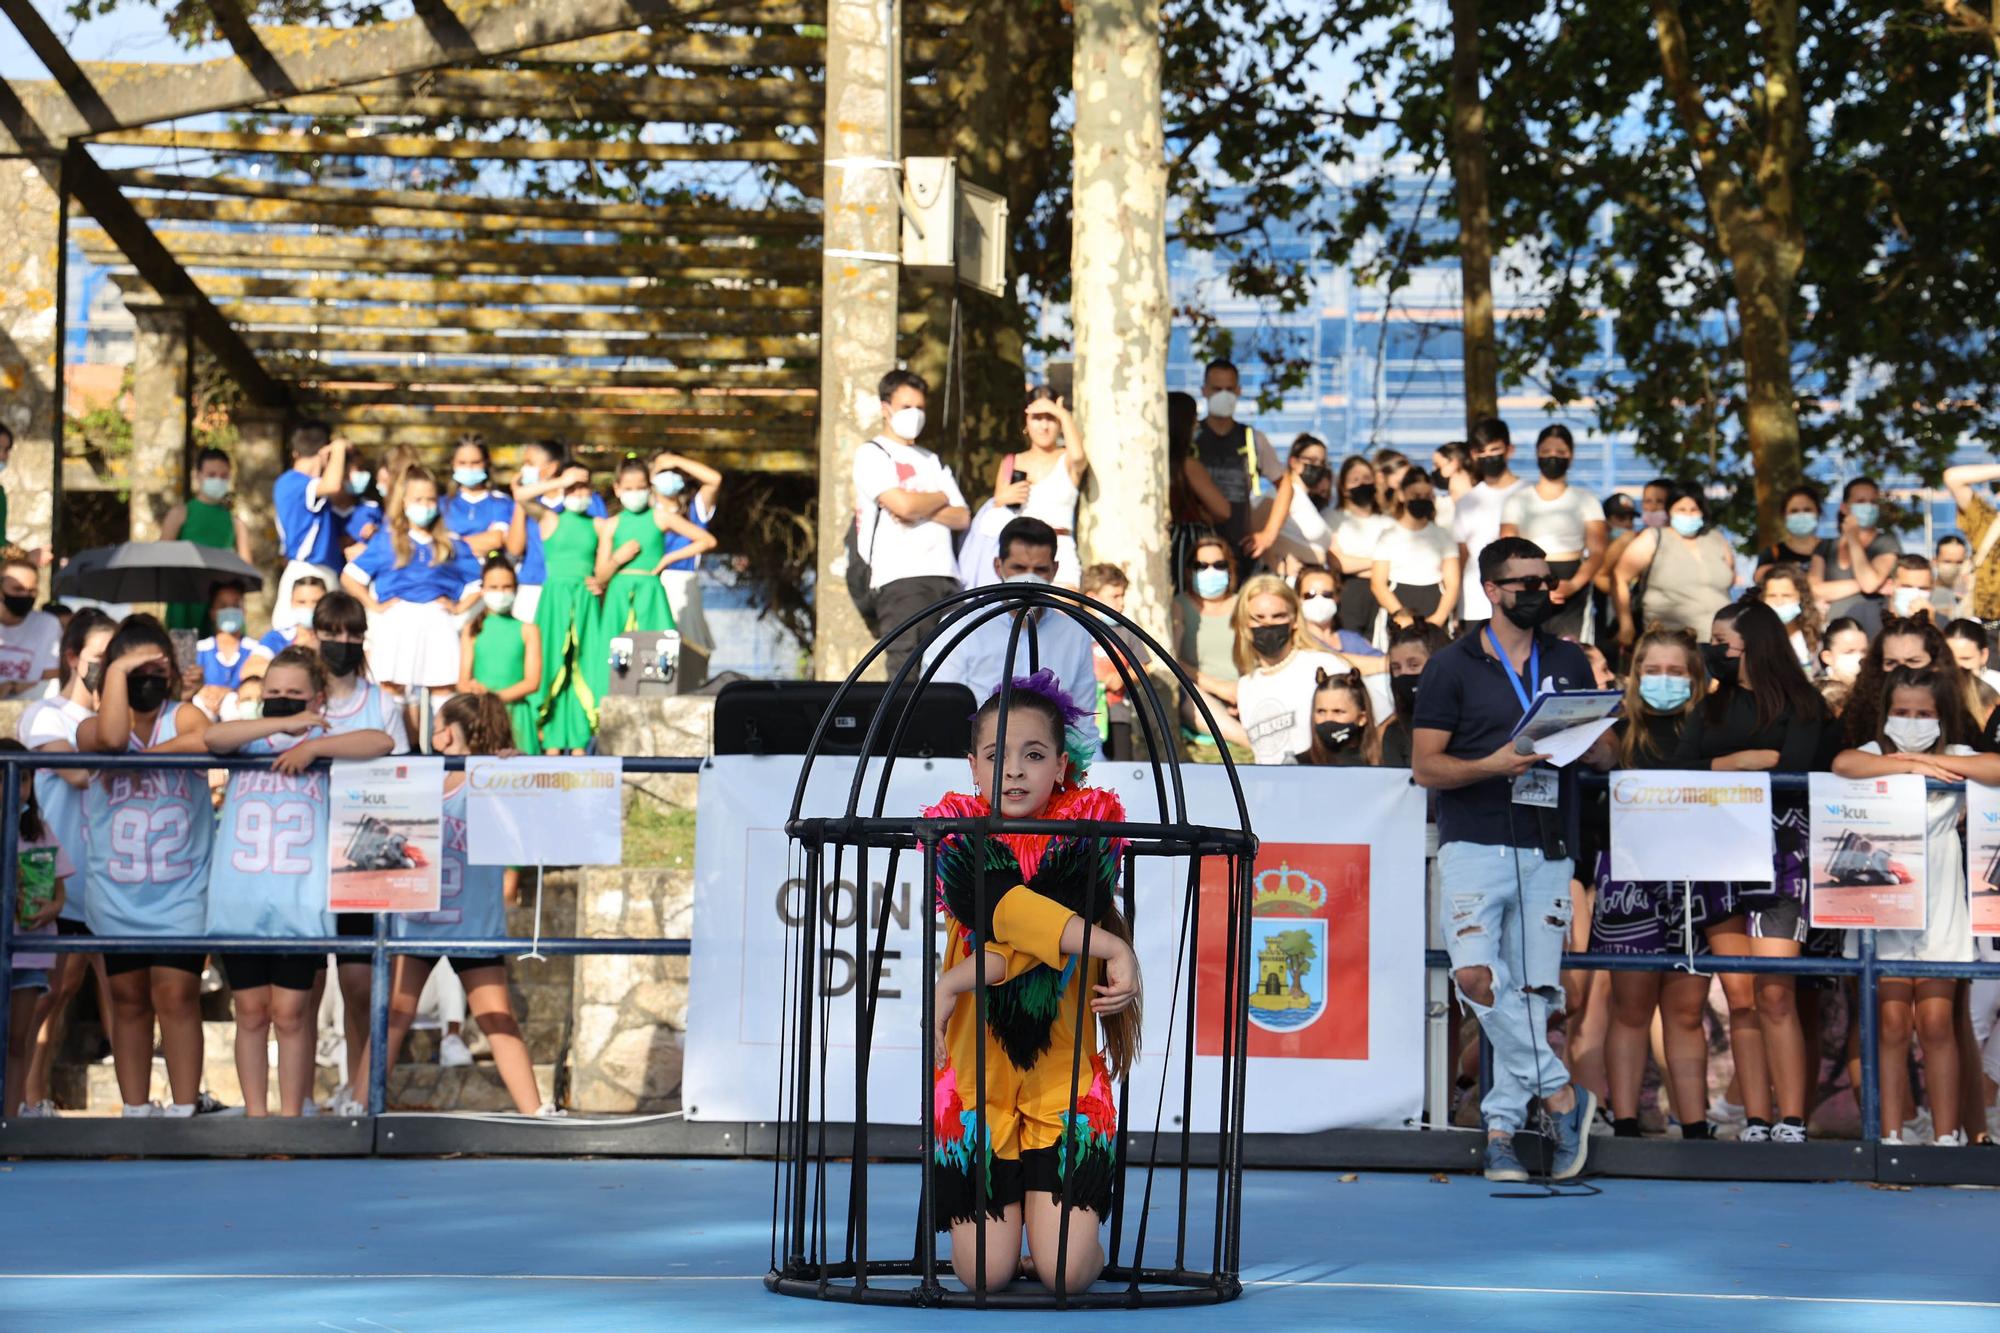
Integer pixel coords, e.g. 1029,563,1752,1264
1509,689,1623,768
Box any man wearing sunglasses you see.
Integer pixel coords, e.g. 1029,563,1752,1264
1411,536,1616,1184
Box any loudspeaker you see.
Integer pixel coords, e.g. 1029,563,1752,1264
713,680,976,758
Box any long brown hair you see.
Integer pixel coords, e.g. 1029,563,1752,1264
1753,562,1822,663
388,464,452,570
1621,625,1705,766
1845,615,1971,747
437,691,516,755
1706,601,1826,734
1304,667,1381,764
1873,665,1974,753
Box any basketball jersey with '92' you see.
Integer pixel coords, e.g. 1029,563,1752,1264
395,783,505,941
81,707,214,940
206,732,335,941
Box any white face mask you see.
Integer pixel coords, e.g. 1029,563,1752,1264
619,489,652,512
482,590,516,615
1884,716,1942,754
1204,390,1239,420
403,502,438,528
519,464,540,486
562,494,592,514
888,406,926,440
1003,572,1050,587
1830,650,1865,683
199,476,230,502
1893,586,1931,616
1299,592,1337,626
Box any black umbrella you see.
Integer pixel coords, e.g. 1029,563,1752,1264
54,541,266,604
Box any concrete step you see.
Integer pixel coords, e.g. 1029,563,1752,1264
80,1055,556,1115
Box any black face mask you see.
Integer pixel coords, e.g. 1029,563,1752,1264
1475,453,1508,480
1702,642,1740,688
320,640,366,678
1405,498,1436,523
2,593,35,619
127,672,171,714
1250,624,1294,658
82,661,105,695
1314,721,1359,753
1501,588,1560,631
1391,674,1420,720
1347,483,1378,509
1430,468,1451,489
1537,456,1571,482
261,696,310,719
1298,463,1330,489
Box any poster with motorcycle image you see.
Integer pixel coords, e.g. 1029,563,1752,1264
1806,772,1926,931
327,757,444,912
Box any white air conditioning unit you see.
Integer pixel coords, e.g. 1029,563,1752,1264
900,157,1008,297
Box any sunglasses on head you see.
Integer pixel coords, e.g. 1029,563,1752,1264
1494,574,1557,591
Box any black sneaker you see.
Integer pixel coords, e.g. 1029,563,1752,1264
193,1092,244,1118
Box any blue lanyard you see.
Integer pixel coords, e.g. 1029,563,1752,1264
1485,625,1538,716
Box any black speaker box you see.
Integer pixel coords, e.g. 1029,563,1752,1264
712,680,976,758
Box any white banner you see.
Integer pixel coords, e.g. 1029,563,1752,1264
684,756,1427,1133
1968,781,2000,936
1808,772,1927,931
465,757,624,866
1608,769,1774,883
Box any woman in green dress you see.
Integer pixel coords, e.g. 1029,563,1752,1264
457,554,543,754
525,470,609,753
584,457,715,707
161,447,253,630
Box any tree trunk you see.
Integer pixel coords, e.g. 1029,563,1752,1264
1448,0,1499,429
1072,0,1171,647
1732,240,1805,543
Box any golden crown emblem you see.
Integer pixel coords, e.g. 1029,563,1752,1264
1252,862,1325,915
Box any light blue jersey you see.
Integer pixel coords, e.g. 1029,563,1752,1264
207,733,334,941
324,679,410,754
395,782,505,942
81,706,214,939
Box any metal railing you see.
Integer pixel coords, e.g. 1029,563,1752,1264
0,751,702,1117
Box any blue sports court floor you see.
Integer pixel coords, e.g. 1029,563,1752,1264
2,1158,1994,1330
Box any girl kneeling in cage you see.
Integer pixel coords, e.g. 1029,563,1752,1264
925,670,1142,1295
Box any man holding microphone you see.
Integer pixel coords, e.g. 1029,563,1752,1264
1412,536,1617,1183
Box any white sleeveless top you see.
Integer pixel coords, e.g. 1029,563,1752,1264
1018,454,1081,533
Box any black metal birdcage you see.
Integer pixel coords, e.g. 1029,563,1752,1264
766,583,1258,1309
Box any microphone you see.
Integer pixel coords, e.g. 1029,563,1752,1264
1514,733,1539,756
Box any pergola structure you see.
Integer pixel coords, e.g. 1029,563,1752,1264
0,0,1170,676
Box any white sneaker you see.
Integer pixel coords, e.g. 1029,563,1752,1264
121,1101,160,1118
1772,1121,1808,1144
534,1101,567,1119
1706,1096,1747,1133
1739,1122,1772,1143
321,1081,351,1112
1881,1131,1906,1146
1935,1128,1968,1147
17,1099,60,1119
1902,1107,1935,1145
439,1033,473,1068
333,1098,366,1118
160,1102,197,1119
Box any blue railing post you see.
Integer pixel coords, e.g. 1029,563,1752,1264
0,757,19,1110
368,913,390,1116
1857,927,1880,1143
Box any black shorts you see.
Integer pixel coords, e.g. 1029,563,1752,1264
103,952,205,979
441,955,505,975
56,918,92,937
334,912,377,968
222,952,325,993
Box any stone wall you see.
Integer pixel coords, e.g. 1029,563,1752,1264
568,867,691,1112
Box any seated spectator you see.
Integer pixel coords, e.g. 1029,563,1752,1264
1933,535,1970,620
850,369,969,671
1233,574,1353,765
1379,623,1447,766
1291,667,1379,767
1751,563,1819,672
161,446,255,631
272,422,349,630
1819,615,1868,690
1891,553,1937,624
927,518,1095,745
1172,534,1251,751
0,547,60,700
1294,566,1385,670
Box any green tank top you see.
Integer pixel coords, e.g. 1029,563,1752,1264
181,497,235,550
612,508,665,577
472,613,527,689
543,511,598,581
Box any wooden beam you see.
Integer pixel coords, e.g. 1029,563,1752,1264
3,0,773,141
252,93,823,125
327,419,811,447
326,404,812,431
77,228,817,279
242,328,813,358
294,363,809,388
93,127,818,163
515,29,958,67
220,300,818,336
189,272,817,309
323,429,816,472
118,192,814,238
304,384,817,409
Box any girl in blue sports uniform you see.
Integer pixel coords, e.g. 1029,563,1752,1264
309,591,409,1118
442,435,514,559
385,692,551,1116
76,614,214,1118
342,464,480,707
206,646,394,1117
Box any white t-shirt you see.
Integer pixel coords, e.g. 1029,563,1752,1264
1373,522,1457,586
0,609,61,694
1452,478,1523,621
1322,508,1392,565
852,437,968,591
18,694,89,748
1238,649,1348,766
924,607,1101,757
1499,484,1605,556
1278,483,1332,555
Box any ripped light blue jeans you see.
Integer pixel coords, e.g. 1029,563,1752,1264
1437,840,1575,1136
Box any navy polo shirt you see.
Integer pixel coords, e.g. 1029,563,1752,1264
1410,629,1593,851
